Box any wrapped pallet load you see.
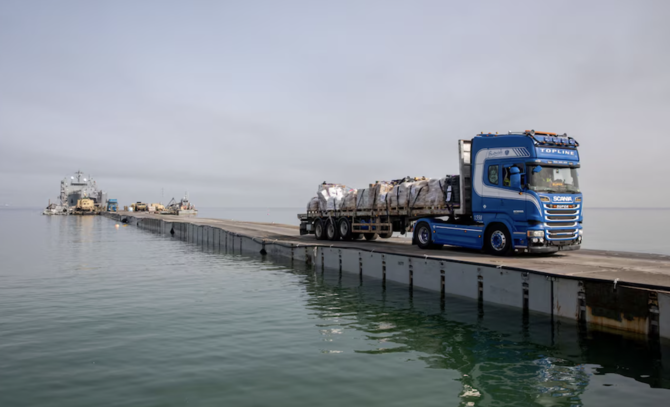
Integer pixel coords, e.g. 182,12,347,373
385,176,461,209
307,176,460,213
306,197,320,212
316,183,354,211
341,189,358,210
408,178,442,208
406,180,429,208
372,182,394,210
388,182,409,208
354,182,393,210
355,187,372,209
412,177,461,208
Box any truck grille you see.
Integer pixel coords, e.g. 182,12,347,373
546,222,576,227
547,229,578,239
546,215,578,220
546,209,579,216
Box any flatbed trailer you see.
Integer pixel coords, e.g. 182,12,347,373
299,206,460,236
298,140,472,240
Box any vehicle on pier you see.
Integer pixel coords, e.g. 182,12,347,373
107,199,118,212
131,202,148,212
298,130,583,255
150,203,165,212
72,198,97,215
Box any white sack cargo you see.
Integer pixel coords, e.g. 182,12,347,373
406,180,429,207
307,176,460,213
355,182,393,210
355,188,372,209
316,183,353,211
387,180,427,208
341,189,358,210
411,176,461,208
370,182,393,209
306,197,319,212
386,177,461,209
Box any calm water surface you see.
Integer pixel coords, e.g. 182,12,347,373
1,208,670,406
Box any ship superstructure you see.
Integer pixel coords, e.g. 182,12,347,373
60,171,107,207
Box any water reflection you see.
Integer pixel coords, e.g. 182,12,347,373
295,266,670,406
182,223,669,406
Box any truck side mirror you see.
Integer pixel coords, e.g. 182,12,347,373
532,166,542,173
510,173,522,190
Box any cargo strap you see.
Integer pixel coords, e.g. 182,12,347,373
384,191,390,220
408,185,425,218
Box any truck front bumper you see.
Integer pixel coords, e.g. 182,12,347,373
526,243,582,254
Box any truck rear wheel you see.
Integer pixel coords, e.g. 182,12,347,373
314,219,326,240
379,232,393,239
326,219,340,241
338,218,352,241
485,223,512,256
364,233,378,241
352,233,363,240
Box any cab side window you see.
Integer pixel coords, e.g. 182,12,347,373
502,164,525,188
503,166,511,186
488,165,499,185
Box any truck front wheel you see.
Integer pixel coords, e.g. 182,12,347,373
485,224,512,256
415,222,439,250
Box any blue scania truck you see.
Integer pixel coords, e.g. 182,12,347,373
298,130,583,255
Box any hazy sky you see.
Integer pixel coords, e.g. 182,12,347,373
1,0,668,208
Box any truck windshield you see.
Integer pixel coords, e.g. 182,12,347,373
528,166,580,194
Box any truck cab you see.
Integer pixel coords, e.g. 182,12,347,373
107,199,118,212
415,131,582,255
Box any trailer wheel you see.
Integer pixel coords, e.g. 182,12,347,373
364,233,378,241
415,222,436,249
314,219,326,240
352,233,363,240
326,219,340,241
485,223,512,256
338,218,352,241
379,232,393,239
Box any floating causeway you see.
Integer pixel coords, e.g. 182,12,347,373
103,211,670,341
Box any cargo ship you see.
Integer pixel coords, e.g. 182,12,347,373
43,171,108,215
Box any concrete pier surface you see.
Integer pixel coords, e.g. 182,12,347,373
104,211,670,340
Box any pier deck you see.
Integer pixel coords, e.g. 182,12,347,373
105,211,670,340
118,212,670,288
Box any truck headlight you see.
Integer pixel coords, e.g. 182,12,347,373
527,230,544,237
